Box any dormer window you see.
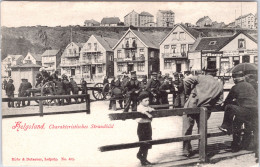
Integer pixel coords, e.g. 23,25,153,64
209,41,217,45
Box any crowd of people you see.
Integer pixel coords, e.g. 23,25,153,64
105,68,258,165
2,66,258,165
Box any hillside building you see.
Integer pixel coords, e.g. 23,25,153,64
84,19,100,26
101,17,120,26
196,16,212,27
41,49,62,73
235,13,256,29
1,55,24,77
156,10,175,27
23,52,42,65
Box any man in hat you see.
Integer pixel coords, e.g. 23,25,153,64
18,78,32,107
173,72,185,108
159,77,175,109
5,78,15,107
62,75,71,104
219,71,258,156
123,71,140,112
70,77,79,103
51,70,59,81
145,72,161,105
139,75,149,96
182,67,223,157
109,75,124,110
157,71,164,84
80,78,87,102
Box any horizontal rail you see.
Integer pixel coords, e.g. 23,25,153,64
2,110,88,119
2,94,88,102
109,108,202,120
99,134,200,152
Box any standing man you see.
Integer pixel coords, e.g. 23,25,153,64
51,70,59,81
62,75,71,104
18,78,32,107
80,78,87,102
24,79,32,106
3,79,7,90
70,78,79,103
145,72,161,105
5,79,15,107
123,71,140,112
159,77,175,109
53,78,65,105
139,75,149,96
173,73,185,108
182,67,223,157
218,71,258,157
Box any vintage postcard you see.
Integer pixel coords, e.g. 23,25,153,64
1,1,258,167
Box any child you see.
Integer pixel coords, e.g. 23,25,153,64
136,93,154,166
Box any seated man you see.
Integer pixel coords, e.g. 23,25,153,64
219,71,258,158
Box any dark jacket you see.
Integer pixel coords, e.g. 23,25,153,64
18,81,32,96
5,82,15,96
145,79,161,94
173,79,184,93
159,81,175,94
125,79,140,95
54,80,65,95
224,81,257,108
63,79,71,94
70,80,79,93
81,80,87,91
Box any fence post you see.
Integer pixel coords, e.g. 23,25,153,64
85,94,90,114
39,100,43,117
199,107,208,162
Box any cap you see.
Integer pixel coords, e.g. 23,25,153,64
138,92,150,101
232,71,244,78
142,75,147,79
131,71,137,78
202,67,218,72
151,72,157,76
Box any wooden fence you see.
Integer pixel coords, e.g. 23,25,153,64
99,107,227,163
2,94,91,118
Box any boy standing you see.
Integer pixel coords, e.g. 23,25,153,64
136,93,154,166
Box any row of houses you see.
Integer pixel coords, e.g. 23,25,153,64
3,24,257,88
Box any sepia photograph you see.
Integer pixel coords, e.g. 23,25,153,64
1,1,258,166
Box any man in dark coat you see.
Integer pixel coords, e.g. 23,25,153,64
62,76,71,104
182,68,223,157
53,78,65,105
80,78,87,102
159,77,175,109
145,72,161,105
3,79,7,90
5,79,15,107
157,71,164,84
109,75,123,110
123,71,140,112
173,73,185,108
18,79,32,107
51,70,59,81
139,75,149,96
219,71,258,157
70,78,79,103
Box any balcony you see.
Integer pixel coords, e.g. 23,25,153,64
122,41,137,49
80,59,105,65
115,56,145,62
63,53,80,58
43,60,55,64
162,52,187,59
60,60,80,67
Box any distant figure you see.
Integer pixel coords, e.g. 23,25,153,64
5,79,15,107
51,70,59,81
3,79,7,90
62,76,71,104
70,78,79,103
53,78,65,105
18,78,32,107
80,78,87,102
90,72,94,82
103,76,109,85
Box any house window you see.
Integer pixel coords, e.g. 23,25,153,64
117,50,122,58
188,44,193,51
164,45,169,49
171,45,176,53
164,60,172,69
94,43,97,51
140,48,144,52
97,65,103,73
254,56,258,64
209,41,217,45
172,32,177,39
180,32,185,40
150,51,154,58
181,44,186,57
118,63,124,72
88,43,91,50
137,62,145,71
238,39,246,49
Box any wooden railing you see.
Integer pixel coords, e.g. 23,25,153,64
2,94,91,118
99,107,227,162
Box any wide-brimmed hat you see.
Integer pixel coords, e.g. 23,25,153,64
232,71,244,78
202,67,218,72
151,72,157,76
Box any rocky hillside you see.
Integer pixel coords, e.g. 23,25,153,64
1,26,172,60
1,26,257,60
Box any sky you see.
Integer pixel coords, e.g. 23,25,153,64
1,1,257,27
